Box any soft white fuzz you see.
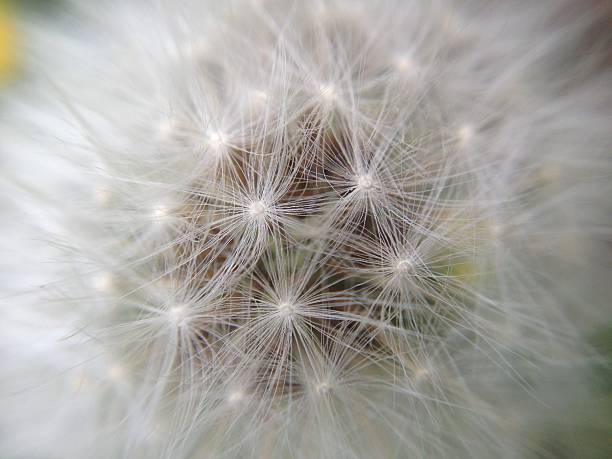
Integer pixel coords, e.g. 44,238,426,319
1,1,611,458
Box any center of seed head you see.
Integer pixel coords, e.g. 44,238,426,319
252,89,268,102
319,83,337,102
396,259,413,273
457,124,474,146
356,174,374,191
248,200,267,217
227,390,244,404
394,55,417,75
315,381,330,395
207,130,226,151
168,305,188,326
151,203,170,222
92,272,114,293
277,301,296,317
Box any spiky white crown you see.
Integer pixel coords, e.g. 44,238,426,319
1,1,611,458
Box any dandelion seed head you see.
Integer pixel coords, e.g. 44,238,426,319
4,1,609,457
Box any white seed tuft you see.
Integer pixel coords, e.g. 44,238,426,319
2,1,609,458
355,174,374,191
247,200,268,218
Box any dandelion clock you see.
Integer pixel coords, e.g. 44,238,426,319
1,1,611,458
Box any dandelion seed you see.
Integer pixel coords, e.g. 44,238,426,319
247,200,268,218
457,124,475,147
277,301,296,318
207,130,224,147
355,174,374,191
319,83,338,103
151,203,169,221
206,129,227,153
92,272,114,293
167,305,189,327
315,381,330,395
393,54,419,77
395,258,414,273
227,390,244,404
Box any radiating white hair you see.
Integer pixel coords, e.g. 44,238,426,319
1,1,611,458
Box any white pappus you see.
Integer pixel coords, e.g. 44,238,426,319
1,1,611,458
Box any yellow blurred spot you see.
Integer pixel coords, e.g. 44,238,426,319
0,2,17,85
447,259,476,282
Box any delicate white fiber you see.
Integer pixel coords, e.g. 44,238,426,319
1,1,611,458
